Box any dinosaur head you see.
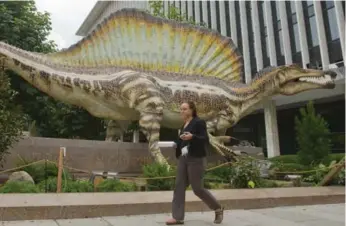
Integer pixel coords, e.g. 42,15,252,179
276,64,337,95
254,64,337,96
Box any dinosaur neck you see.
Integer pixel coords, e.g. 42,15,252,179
229,72,279,118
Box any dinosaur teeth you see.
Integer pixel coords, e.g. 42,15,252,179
298,75,332,84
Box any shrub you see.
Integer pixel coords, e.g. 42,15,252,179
269,155,298,164
228,158,262,189
0,181,39,193
96,179,136,192
302,160,345,185
206,162,233,182
142,162,176,191
37,177,93,193
322,153,345,165
0,72,25,166
295,101,331,165
16,157,71,184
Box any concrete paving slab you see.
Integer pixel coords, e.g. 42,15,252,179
0,220,58,226
56,218,110,226
0,204,344,226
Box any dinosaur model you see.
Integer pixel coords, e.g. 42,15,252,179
0,8,337,167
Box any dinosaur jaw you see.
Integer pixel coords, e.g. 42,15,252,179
279,71,336,95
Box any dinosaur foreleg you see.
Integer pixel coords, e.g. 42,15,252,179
105,120,130,142
206,119,238,162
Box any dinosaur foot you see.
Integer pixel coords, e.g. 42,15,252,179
208,133,239,162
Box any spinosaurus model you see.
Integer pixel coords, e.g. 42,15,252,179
0,8,337,166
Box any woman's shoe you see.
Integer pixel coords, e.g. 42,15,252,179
165,218,184,225
214,207,224,224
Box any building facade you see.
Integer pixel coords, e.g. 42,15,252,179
76,1,345,156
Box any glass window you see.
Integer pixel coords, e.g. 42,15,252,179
309,16,319,47
275,2,280,19
278,30,284,55
306,1,314,6
307,5,315,16
290,2,296,14
327,8,339,40
265,35,269,56
325,1,334,8
293,24,301,52
292,14,297,24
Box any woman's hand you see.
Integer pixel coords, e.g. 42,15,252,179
180,132,193,140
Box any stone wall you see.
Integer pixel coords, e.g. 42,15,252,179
2,137,263,173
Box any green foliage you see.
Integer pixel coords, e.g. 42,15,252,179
295,101,332,165
142,162,176,191
302,162,333,184
322,153,345,165
205,163,233,183
269,154,344,165
228,158,262,189
148,0,206,26
0,1,105,140
0,1,57,53
269,155,299,164
0,181,39,193
0,72,25,166
16,157,71,184
302,160,345,185
269,162,311,173
96,179,136,192
37,177,94,193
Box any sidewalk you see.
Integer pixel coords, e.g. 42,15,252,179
1,203,344,226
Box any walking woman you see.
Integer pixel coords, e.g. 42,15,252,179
166,101,224,225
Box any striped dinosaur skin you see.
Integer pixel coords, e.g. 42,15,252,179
0,8,337,166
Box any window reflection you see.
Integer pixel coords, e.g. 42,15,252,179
326,5,339,41
309,16,319,47
293,24,301,52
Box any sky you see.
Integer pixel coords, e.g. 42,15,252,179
35,0,98,49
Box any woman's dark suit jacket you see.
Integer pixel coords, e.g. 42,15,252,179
175,117,210,158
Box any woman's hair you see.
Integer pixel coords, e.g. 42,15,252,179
185,101,198,118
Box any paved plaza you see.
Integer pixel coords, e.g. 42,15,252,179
1,204,344,226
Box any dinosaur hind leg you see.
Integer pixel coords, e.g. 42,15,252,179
137,101,169,167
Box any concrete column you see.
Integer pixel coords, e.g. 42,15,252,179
210,0,217,30
264,1,277,66
187,0,193,20
202,1,209,27
164,1,169,17
229,1,238,46
279,1,293,64
181,0,186,19
239,1,251,83
295,1,310,68
264,1,280,157
264,100,280,158
335,1,345,62
194,0,201,24
251,1,263,70
133,130,140,143
314,2,330,69
219,0,227,36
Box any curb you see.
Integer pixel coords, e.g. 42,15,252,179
0,186,344,221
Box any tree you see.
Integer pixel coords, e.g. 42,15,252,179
0,69,25,166
295,101,332,165
0,1,105,140
148,0,206,26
